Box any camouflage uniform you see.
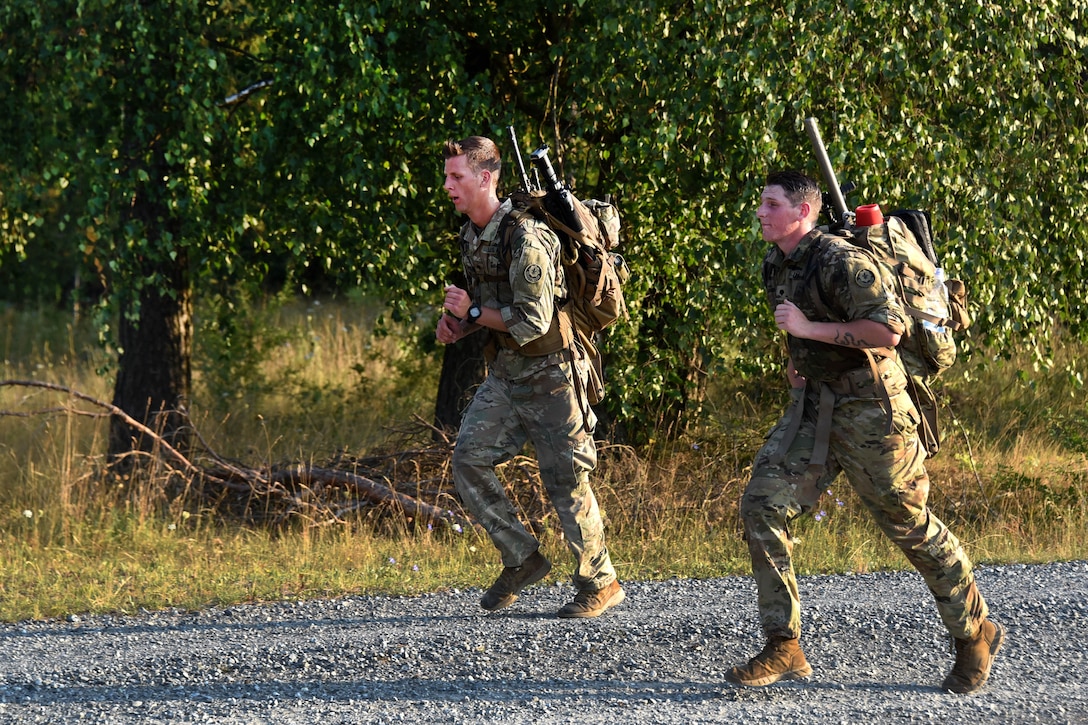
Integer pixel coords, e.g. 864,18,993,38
742,229,988,641
451,199,617,592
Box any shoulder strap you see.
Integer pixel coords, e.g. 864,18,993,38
497,209,564,286
477,211,524,284
803,235,835,322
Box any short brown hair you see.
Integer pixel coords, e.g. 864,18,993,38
443,136,502,179
766,170,822,212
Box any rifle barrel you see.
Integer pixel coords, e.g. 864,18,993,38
803,117,850,220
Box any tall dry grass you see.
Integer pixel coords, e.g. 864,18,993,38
0,298,1085,621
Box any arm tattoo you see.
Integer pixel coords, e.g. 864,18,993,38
833,329,872,348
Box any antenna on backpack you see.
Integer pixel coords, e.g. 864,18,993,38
506,126,534,193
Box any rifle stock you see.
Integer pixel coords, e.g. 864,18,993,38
530,145,585,235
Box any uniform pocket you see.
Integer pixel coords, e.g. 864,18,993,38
890,388,921,437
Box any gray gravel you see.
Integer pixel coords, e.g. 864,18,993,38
1,560,1085,724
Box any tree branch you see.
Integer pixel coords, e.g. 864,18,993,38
0,379,475,529
221,79,274,107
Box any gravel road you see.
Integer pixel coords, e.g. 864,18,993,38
1,560,1085,724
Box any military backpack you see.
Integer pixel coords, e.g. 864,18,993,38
808,209,970,456
496,189,630,404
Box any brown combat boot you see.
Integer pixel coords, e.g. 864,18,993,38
725,636,813,687
942,618,1006,694
479,550,552,612
556,579,626,618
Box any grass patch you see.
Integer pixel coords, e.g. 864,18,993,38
1,298,1086,622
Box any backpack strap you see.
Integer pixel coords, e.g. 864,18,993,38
808,382,836,470
561,320,600,433
496,209,564,284
801,235,833,321
477,211,525,284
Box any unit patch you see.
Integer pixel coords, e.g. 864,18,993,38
854,269,876,288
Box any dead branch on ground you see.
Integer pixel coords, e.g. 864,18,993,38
1,379,481,530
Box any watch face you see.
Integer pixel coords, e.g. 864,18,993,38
469,305,481,320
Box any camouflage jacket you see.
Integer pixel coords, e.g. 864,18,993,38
459,199,567,380
762,229,907,382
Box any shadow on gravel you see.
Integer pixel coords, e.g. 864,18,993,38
0,611,526,641
787,679,941,696
4,676,755,708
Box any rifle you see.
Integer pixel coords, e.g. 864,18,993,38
803,117,855,231
529,144,585,236
506,125,534,193
504,129,587,251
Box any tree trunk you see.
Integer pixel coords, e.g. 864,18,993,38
108,200,192,465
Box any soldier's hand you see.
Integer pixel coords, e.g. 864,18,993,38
443,284,470,320
435,312,463,345
774,299,811,337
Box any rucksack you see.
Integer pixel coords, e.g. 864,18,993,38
860,210,969,376
812,209,970,456
497,188,630,404
506,190,629,329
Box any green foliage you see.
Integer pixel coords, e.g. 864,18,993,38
571,0,1088,436
2,0,1086,442
1050,411,1088,455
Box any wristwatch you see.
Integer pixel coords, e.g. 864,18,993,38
467,303,482,323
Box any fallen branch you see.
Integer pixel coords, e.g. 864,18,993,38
1,379,241,485
0,379,473,529
281,466,461,525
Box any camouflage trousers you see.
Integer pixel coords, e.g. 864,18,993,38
740,369,988,641
452,360,616,591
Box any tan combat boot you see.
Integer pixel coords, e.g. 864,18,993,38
479,550,552,612
556,579,626,618
942,618,1006,694
725,636,813,687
